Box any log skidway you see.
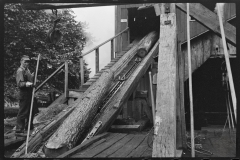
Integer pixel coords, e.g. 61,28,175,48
11,31,158,158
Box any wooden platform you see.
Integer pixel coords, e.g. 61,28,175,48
70,132,154,158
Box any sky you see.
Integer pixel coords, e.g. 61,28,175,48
72,6,115,78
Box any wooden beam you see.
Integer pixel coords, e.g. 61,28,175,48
153,4,177,157
22,3,127,10
57,132,109,158
176,3,236,46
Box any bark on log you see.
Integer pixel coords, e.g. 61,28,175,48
137,31,158,58
43,69,114,157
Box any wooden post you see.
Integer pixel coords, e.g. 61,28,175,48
149,71,155,124
25,54,41,154
187,3,195,157
80,56,84,87
95,48,99,73
65,61,69,98
111,39,114,60
153,3,177,157
217,3,237,121
179,42,187,149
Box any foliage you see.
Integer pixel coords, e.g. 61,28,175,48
4,3,91,102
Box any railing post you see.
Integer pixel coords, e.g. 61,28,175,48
111,39,114,60
95,48,99,73
80,56,84,87
64,61,69,98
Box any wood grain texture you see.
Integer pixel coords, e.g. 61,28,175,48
72,133,126,158
58,132,109,158
176,3,236,46
109,134,146,157
153,12,177,157
96,134,135,157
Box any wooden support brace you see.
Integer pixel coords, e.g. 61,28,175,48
176,3,236,46
153,3,177,157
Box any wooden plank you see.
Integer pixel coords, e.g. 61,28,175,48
178,41,187,149
57,132,109,158
176,3,236,46
71,133,121,158
75,133,127,158
96,134,135,157
109,125,140,132
153,5,177,157
22,3,128,10
127,134,149,157
109,134,146,157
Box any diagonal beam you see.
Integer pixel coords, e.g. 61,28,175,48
22,3,127,10
176,3,236,46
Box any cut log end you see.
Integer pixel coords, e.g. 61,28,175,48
43,145,69,158
137,48,148,58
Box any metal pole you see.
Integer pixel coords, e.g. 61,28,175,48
187,3,195,157
25,54,40,154
217,3,237,122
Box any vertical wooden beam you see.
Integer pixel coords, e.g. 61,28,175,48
95,48,99,73
64,61,69,98
153,3,177,157
179,41,187,149
111,39,114,60
80,57,84,87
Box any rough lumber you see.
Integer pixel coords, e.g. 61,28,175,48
44,69,114,157
22,3,125,10
153,12,177,157
57,132,109,158
88,40,159,136
176,3,236,46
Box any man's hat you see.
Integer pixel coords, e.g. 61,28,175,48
21,55,30,61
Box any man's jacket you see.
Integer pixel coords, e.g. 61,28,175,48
16,66,34,99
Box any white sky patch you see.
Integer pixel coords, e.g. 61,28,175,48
72,6,115,78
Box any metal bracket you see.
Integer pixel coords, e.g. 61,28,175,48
165,3,170,14
164,20,171,25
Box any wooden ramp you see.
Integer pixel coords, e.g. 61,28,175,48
70,132,153,158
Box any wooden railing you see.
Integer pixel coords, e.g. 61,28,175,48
34,27,129,97
35,61,68,98
79,27,129,86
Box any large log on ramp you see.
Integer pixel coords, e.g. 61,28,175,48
43,69,114,157
137,31,158,58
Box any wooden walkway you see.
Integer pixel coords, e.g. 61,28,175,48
70,132,153,158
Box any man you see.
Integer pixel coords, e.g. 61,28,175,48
15,55,39,136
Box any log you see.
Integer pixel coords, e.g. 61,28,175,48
136,31,158,58
43,69,114,157
86,40,159,137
